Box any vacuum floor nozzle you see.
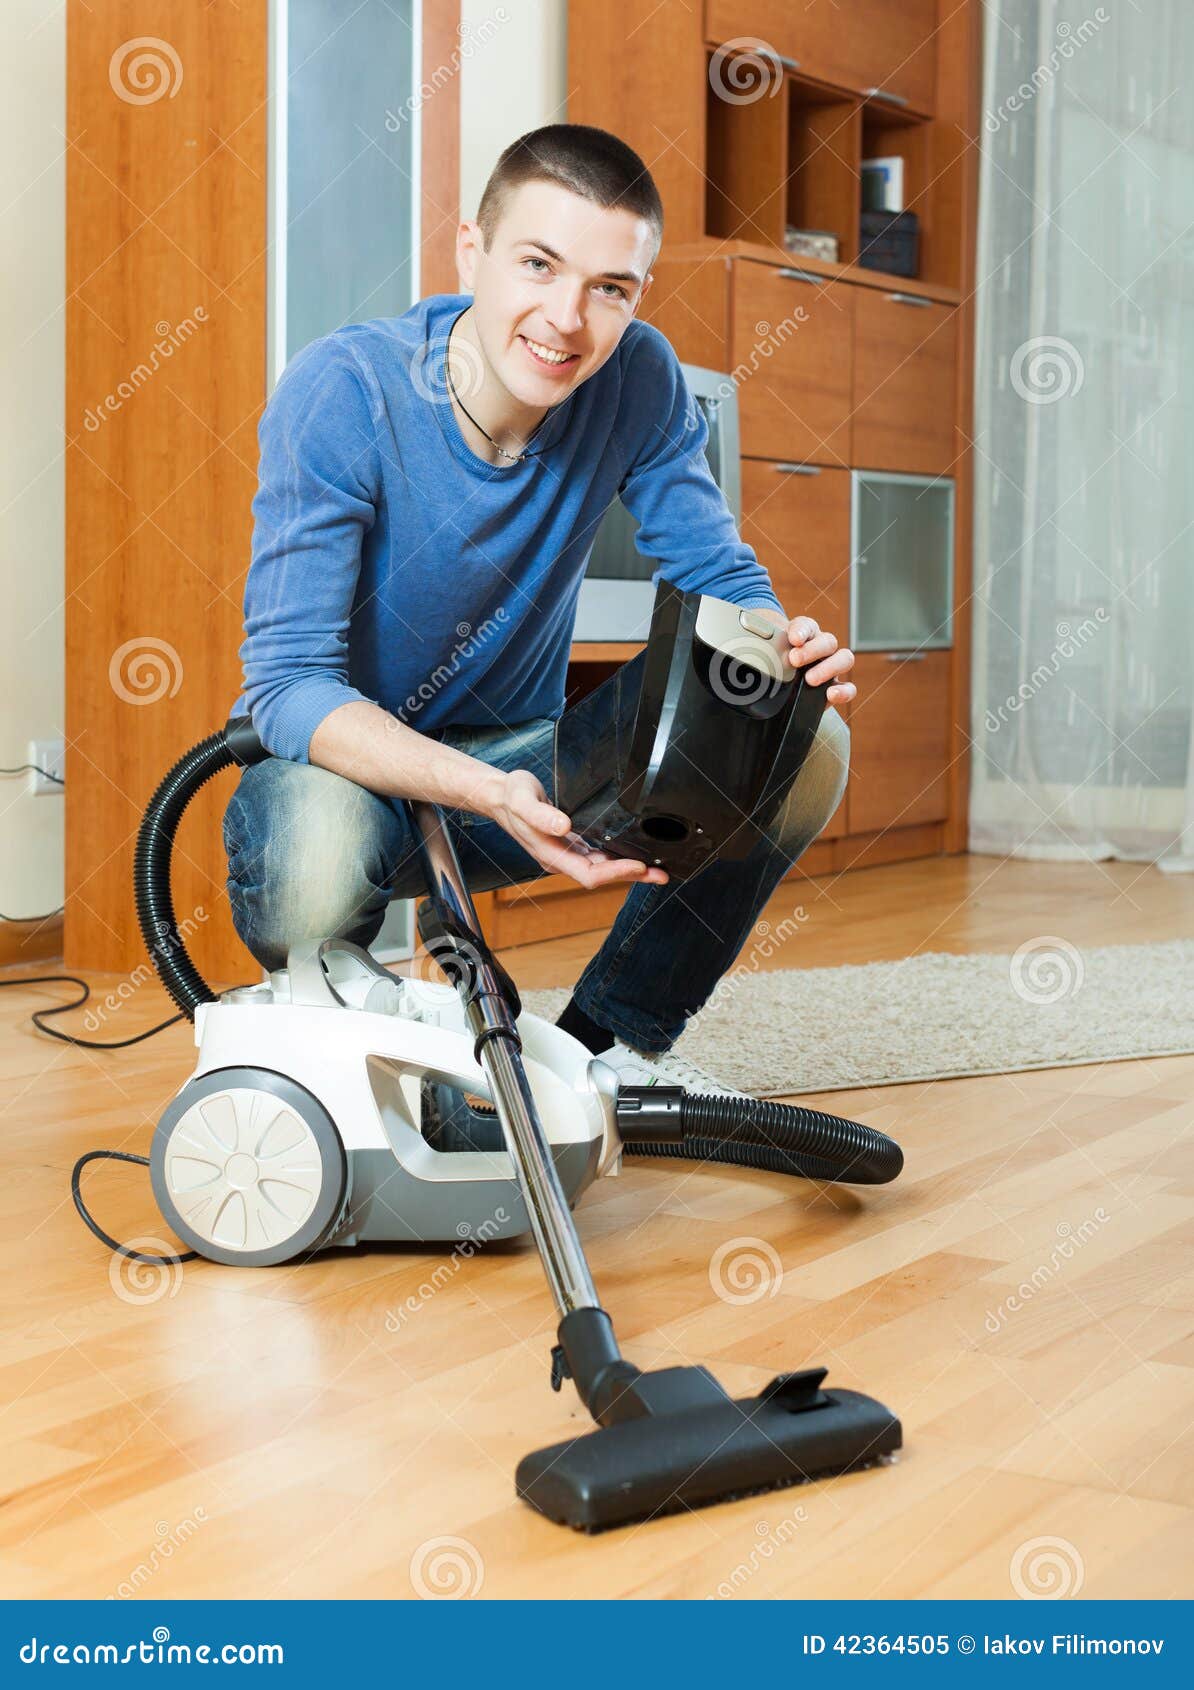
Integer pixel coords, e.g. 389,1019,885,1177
516,1367,901,1532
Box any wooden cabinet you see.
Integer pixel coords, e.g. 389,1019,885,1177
741,460,853,841
851,289,958,474
732,261,853,464
846,651,951,834
740,460,850,637
705,0,937,115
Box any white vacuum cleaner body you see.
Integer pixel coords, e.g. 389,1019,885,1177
149,941,621,1267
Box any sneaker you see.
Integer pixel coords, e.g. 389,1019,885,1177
598,1037,742,1098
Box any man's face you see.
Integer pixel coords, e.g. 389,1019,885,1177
456,179,656,405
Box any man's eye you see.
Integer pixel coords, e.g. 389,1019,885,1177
599,283,628,300
522,257,549,274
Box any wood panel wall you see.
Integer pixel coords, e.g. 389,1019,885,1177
65,1,461,983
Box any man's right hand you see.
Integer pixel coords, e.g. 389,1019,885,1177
482,768,669,891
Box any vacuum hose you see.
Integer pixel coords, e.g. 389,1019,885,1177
133,720,263,1021
616,1088,902,1186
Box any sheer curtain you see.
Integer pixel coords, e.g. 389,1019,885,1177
970,0,1194,870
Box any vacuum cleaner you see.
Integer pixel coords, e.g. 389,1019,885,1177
76,582,904,1531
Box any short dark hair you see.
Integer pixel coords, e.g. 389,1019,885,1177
475,124,663,279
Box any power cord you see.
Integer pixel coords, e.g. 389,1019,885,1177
1,761,64,785
0,971,247,1267
0,972,185,1046
71,1150,197,1265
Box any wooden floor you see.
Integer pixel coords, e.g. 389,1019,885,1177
2,852,1193,1600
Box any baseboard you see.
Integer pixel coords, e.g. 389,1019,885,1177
0,915,64,971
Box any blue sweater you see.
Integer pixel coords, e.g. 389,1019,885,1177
234,292,784,763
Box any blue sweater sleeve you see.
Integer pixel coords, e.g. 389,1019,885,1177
238,339,381,762
615,323,785,617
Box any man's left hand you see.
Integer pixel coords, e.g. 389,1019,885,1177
781,615,856,706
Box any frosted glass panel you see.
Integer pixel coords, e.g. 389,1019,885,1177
279,0,417,365
852,473,955,650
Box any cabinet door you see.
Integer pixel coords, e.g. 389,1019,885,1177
852,289,958,475
705,0,936,115
732,261,853,466
740,461,850,840
740,461,850,636
847,650,951,834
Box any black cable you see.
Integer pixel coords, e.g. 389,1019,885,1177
0,974,185,1047
70,1149,197,1265
0,763,64,784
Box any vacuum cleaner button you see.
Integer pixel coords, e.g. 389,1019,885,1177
738,608,780,639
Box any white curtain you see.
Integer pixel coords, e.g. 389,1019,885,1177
970,0,1194,870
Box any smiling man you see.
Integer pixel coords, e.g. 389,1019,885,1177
226,123,856,1091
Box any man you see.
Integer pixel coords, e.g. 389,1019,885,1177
226,123,856,1094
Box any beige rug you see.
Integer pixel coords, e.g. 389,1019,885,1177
522,939,1194,1097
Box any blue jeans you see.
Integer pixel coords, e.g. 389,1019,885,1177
223,708,849,1052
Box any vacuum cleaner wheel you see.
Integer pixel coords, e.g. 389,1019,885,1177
150,1067,347,1267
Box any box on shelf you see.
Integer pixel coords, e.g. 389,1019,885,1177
857,209,920,278
783,226,839,263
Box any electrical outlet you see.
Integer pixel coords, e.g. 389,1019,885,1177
28,738,64,796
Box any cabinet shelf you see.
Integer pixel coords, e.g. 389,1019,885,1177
701,38,956,288
662,237,961,306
